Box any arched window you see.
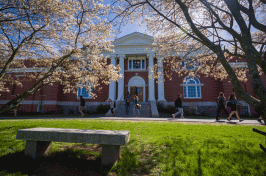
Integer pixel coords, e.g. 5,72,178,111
181,76,203,98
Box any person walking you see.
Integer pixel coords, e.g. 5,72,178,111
172,94,184,119
133,95,140,117
108,98,115,116
227,93,244,122
125,92,131,115
12,94,22,118
78,95,85,117
216,92,229,121
256,114,264,123
255,106,264,123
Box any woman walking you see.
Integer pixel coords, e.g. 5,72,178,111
216,92,229,121
133,95,140,117
108,98,115,116
227,93,244,122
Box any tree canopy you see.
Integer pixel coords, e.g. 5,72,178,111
0,0,121,113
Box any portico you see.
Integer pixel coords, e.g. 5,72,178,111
105,32,166,102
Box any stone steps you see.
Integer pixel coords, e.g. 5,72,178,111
114,102,151,117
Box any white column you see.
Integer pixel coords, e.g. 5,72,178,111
117,55,125,101
108,55,116,101
148,54,156,101
157,57,166,101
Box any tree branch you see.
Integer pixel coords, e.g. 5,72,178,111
0,25,46,80
238,2,266,33
108,0,146,24
200,0,242,40
145,0,203,44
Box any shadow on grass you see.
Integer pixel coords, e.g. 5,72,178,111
111,139,154,175
154,137,266,175
111,146,144,175
0,151,34,175
197,148,203,176
0,146,113,176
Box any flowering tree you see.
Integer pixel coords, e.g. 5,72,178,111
0,0,121,113
114,0,266,120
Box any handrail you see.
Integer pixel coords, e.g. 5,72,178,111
114,95,124,114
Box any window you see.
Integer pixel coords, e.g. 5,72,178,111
128,57,146,70
182,60,198,70
181,76,202,98
77,86,93,99
77,65,93,99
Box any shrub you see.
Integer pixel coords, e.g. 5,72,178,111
96,104,110,114
157,104,175,114
68,109,75,115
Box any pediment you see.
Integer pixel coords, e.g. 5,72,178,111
113,32,153,46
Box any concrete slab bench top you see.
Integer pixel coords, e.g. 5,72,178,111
16,127,130,165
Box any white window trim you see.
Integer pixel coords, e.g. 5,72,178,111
181,76,203,99
182,86,202,99
77,86,93,99
216,62,248,68
229,62,248,68
128,58,146,71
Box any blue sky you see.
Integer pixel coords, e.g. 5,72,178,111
103,0,150,39
114,22,149,39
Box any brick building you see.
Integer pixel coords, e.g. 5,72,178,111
1,32,265,116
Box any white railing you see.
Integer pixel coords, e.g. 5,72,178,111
114,95,124,114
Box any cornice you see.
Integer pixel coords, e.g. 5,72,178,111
147,53,155,57
117,54,126,58
4,67,47,73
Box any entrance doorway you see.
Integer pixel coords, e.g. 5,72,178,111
128,76,146,102
130,87,143,102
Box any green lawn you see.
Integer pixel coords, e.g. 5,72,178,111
0,119,265,175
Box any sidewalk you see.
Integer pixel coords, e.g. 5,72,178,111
92,117,265,125
1,116,264,125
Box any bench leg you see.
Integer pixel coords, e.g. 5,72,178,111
25,140,52,159
101,145,121,165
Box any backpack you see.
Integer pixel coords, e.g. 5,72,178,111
135,104,141,109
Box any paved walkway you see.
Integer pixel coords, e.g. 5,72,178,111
92,117,265,125
1,116,264,125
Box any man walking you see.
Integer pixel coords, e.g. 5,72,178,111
125,92,131,115
172,94,184,119
78,95,85,117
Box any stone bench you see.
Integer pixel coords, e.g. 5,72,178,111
16,127,130,165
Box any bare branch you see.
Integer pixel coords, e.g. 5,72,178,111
238,2,266,33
